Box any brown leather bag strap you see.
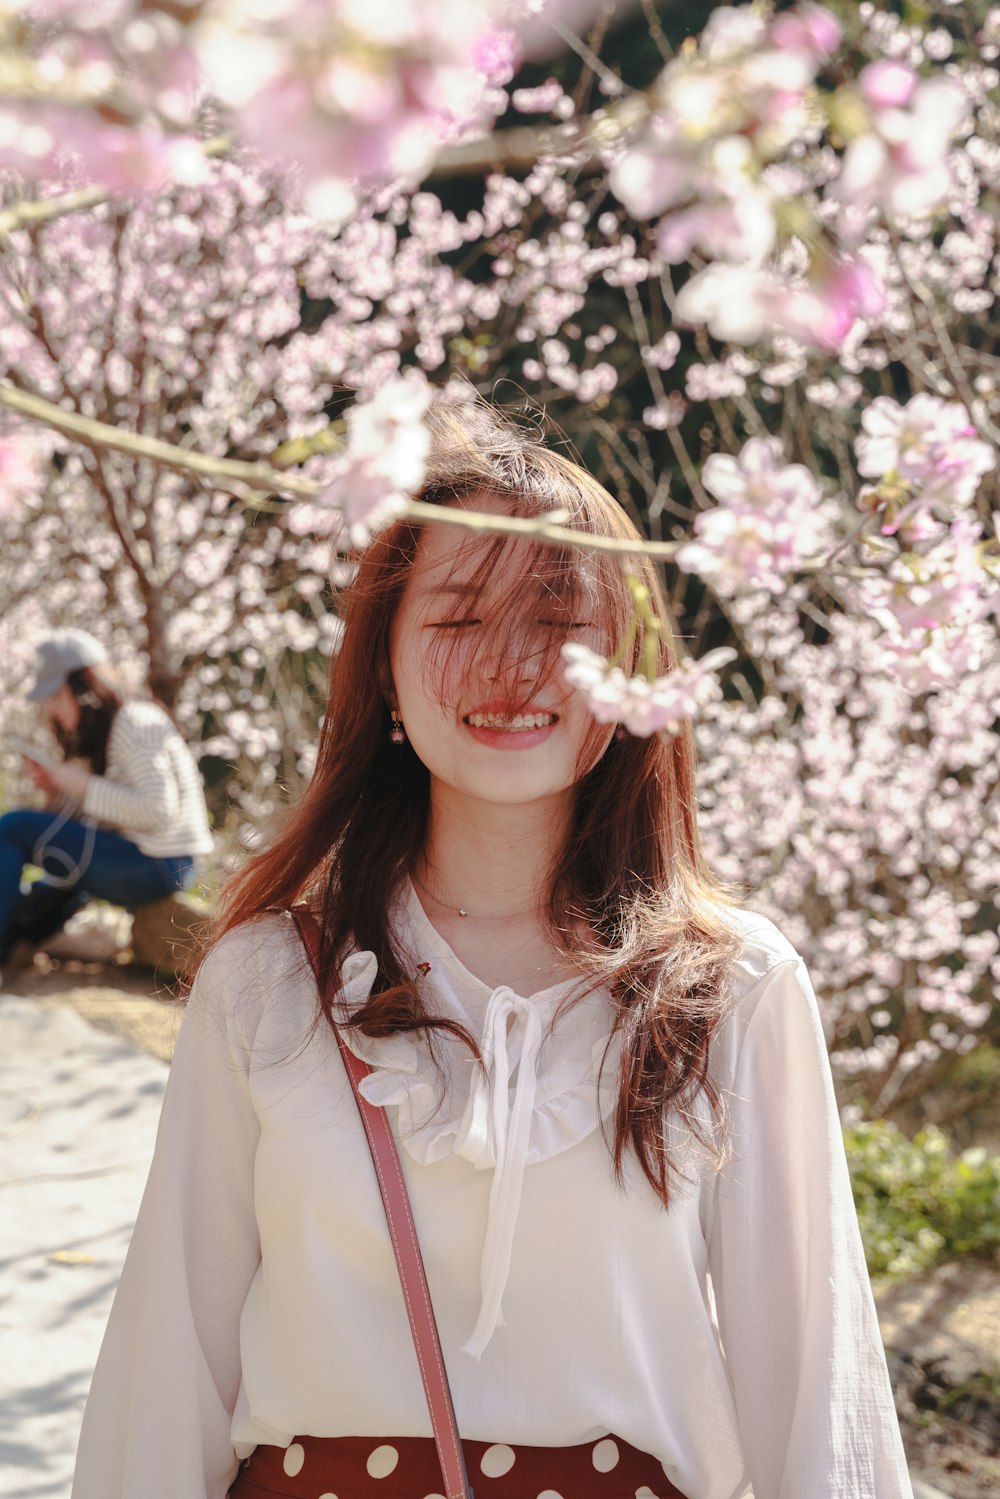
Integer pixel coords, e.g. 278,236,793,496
289,904,474,1499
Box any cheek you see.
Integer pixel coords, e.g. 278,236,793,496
393,632,449,724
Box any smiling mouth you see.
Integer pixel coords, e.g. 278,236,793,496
463,711,558,730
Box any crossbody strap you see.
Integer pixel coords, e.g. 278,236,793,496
289,905,474,1499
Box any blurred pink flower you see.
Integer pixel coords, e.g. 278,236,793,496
561,642,737,738
771,3,842,62
472,27,519,86
656,175,777,265
675,258,881,350
834,76,966,219
776,256,886,349
703,437,820,509
872,517,993,633
0,435,42,517
674,263,778,343
858,516,998,689
316,371,433,547
65,117,209,192
858,60,918,110
698,5,770,61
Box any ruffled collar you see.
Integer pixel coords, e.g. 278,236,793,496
334,878,619,1357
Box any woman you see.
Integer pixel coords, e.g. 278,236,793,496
71,404,913,1499
0,628,214,967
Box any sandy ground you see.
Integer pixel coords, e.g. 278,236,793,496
4,952,999,1499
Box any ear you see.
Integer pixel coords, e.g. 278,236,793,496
377,659,398,712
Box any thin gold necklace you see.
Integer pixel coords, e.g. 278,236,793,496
411,871,540,922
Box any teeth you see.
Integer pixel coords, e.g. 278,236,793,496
467,712,556,730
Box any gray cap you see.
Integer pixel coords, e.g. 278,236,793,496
26,629,109,701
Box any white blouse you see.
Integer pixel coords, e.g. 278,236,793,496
71,882,913,1499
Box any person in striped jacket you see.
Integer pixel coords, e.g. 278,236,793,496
0,628,214,971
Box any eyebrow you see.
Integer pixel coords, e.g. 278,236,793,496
424,581,479,595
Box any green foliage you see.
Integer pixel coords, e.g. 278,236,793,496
846,1121,1000,1279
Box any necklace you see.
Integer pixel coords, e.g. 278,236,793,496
411,871,540,922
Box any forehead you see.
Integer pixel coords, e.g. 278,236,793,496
404,493,603,604
407,522,538,595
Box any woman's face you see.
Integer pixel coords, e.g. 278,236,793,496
40,682,80,734
389,499,614,811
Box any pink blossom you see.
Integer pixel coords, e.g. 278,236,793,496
702,437,821,512
774,256,886,350
315,371,433,547
64,117,209,193
642,331,681,371
858,60,918,110
869,517,994,635
561,642,737,738
699,6,770,62
656,176,777,265
674,263,778,344
854,517,998,690
472,28,519,86
856,395,995,522
834,76,966,219
771,3,842,63
676,437,834,594
675,258,879,351
0,436,42,517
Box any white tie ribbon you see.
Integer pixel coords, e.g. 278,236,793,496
453,986,544,1359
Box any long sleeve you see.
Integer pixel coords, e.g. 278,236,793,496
82,713,180,833
71,929,265,1499
707,957,913,1499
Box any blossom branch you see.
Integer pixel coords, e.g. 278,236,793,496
1,376,897,576
0,137,234,237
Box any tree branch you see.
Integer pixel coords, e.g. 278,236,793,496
0,136,233,236
0,377,885,573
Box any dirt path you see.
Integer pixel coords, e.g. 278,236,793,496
6,956,999,1497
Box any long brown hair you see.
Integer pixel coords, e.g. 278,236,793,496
54,665,178,774
202,399,749,1207
53,665,125,774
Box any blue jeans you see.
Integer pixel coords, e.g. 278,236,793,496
0,808,197,958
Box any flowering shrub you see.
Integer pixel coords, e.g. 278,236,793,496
845,1121,1000,1278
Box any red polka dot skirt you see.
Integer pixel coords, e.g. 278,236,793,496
227,1433,687,1498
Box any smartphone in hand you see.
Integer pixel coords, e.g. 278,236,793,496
7,735,59,768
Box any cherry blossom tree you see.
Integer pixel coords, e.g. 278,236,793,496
0,0,997,1121
0,162,345,836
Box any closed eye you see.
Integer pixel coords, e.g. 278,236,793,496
428,618,590,629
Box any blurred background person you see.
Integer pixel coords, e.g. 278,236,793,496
0,628,214,972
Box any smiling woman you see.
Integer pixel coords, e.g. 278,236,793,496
71,398,914,1499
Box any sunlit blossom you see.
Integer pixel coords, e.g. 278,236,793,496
855,395,996,533
314,371,433,547
561,641,737,738
675,437,835,593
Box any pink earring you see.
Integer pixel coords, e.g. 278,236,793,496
389,711,405,745
614,724,627,740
